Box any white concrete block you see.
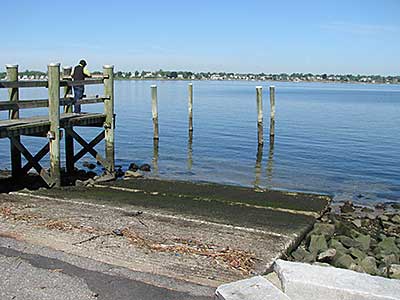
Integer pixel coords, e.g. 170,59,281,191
215,276,290,300
274,259,400,300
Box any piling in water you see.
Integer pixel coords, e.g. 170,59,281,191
151,85,159,140
256,86,263,145
269,86,275,137
188,83,193,132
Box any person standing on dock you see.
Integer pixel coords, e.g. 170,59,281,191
72,59,91,113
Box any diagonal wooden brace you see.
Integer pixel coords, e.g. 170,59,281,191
10,137,54,187
21,143,50,174
65,128,111,172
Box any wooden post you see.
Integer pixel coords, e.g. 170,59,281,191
188,130,193,170
48,63,61,187
103,65,115,173
63,66,74,174
151,85,159,139
269,86,275,137
62,66,73,113
188,83,193,132
256,86,263,145
6,64,22,177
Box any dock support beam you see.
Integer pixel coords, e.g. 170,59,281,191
151,85,159,140
256,86,263,145
269,86,276,138
188,83,193,132
63,66,74,174
103,65,115,173
48,63,61,187
6,64,21,177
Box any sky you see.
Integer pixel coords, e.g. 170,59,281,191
1,0,399,75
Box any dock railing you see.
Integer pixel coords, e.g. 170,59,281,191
0,63,115,187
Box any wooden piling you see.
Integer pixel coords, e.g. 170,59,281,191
103,65,115,173
62,66,73,113
63,66,74,174
6,64,22,177
256,86,263,145
48,63,61,187
151,85,159,140
269,86,275,137
188,83,193,132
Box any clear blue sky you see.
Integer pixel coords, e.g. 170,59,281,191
1,0,399,75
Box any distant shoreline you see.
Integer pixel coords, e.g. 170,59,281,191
114,78,400,85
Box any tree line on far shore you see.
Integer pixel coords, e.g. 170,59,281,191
1,69,399,84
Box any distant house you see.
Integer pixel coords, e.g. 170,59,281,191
177,74,184,79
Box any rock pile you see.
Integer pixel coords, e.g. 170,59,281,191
290,201,400,279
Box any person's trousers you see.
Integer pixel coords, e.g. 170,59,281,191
73,86,84,113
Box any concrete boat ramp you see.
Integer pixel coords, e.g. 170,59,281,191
0,178,330,299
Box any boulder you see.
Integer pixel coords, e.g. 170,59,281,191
332,254,356,269
360,256,378,275
329,239,347,252
388,264,400,279
378,237,400,255
291,247,309,261
82,161,96,170
349,247,367,262
337,235,361,249
312,223,335,238
309,235,328,254
128,163,139,172
317,248,337,262
392,214,400,224
340,201,355,213
124,170,143,178
355,234,371,251
139,164,151,172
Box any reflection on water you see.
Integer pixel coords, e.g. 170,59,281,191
187,130,193,171
152,139,159,175
266,135,275,189
254,143,263,187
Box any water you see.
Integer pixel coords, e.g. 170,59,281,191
1,80,399,204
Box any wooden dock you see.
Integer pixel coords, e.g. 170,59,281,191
0,63,115,187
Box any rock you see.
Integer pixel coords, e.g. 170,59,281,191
337,235,361,249
329,239,348,253
352,219,362,228
349,247,367,262
84,178,95,186
383,254,399,267
309,235,328,254
139,164,151,172
86,171,96,178
340,201,355,214
82,161,96,170
378,237,400,255
355,234,371,251
115,167,124,178
375,203,385,210
388,264,400,279
392,215,400,224
312,223,335,238
317,249,337,262
124,170,143,178
392,203,400,210
360,256,378,275
349,263,365,273
128,163,139,172
361,207,374,213
378,215,390,222
93,173,115,183
332,254,356,269
75,179,85,186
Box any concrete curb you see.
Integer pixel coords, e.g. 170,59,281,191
215,260,400,300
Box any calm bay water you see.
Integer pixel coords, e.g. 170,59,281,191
0,80,399,204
